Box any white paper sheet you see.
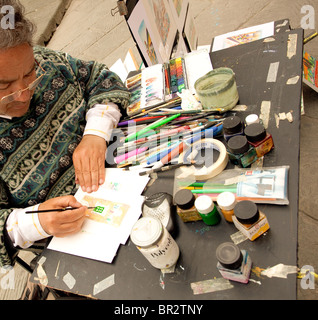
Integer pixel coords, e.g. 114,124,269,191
212,21,274,52
47,168,149,263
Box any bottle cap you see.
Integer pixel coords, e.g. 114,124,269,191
216,242,243,269
227,135,249,154
130,217,163,247
174,189,195,210
234,200,260,224
217,192,237,211
223,116,242,134
245,123,267,142
194,195,214,215
245,114,259,126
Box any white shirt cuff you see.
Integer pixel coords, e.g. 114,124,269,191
6,205,51,249
84,103,122,143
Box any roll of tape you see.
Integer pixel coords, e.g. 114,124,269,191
178,138,228,180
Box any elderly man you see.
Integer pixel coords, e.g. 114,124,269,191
0,0,130,266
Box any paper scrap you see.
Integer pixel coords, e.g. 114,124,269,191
35,256,48,286
230,230,248,245
287,34,298,59
259,101,271,129
286,75,299,85
261,263,298,279
274,112,293,128
191,278,234,295
63,272,76,290
266,62,280,82
93,274,115,296
36,265,48,286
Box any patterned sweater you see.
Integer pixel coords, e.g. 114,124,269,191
0,46,130,266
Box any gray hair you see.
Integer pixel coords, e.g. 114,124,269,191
0,0,36,49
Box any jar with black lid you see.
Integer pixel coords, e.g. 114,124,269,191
174,189,201,222
216,242,252,283
233,200,270,241
223,115,244,141
227,135,257,167
244,123,274,157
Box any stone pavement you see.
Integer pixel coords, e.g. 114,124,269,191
1,0,317,299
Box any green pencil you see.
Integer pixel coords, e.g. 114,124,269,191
191,188,237,194
125,113,181,142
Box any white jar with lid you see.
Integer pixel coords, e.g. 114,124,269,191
130,217,179,269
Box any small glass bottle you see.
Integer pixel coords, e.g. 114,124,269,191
194,195,221,225
244,123,274,158
216,242,252,284
216,192,237,222
130,217,180,269
174,189,202,222
227,135,257,167
223,115,244,141
233,200,270,241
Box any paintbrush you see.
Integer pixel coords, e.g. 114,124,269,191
26,207,96,214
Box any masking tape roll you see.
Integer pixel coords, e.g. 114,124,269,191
178,138,228,180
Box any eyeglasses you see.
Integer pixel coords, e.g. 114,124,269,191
0,60,45,106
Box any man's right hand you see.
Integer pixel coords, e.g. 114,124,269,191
38,196,86,237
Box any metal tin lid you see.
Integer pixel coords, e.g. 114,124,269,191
174,189,195,210
217,192,237,211
223,116,242,134
194,195,214,214
244,123,267,142
234,200,259,224
227,135,249,154
130,217,163,247
216,242,243,269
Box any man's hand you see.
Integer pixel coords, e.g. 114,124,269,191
72,135,107,193
38,196,86,237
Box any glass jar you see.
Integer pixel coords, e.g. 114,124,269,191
227,135,257,167
217,192,237,222
244,123,274,157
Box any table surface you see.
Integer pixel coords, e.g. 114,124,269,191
30,25,303,300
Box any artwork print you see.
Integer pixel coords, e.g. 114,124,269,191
138,19,159,65
150,0,171,46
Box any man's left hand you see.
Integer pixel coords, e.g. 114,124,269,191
72,135,106,193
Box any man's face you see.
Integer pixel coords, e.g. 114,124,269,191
0,43,36,118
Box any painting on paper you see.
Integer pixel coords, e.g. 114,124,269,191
82,195,130,228
138,19,159,65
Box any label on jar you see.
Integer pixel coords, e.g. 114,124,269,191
137,229,180,269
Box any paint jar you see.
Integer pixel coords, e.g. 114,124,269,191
245,114,259,126
174,189,202,222
216,242,252,284
130,217,180,269
194,67,239,112
216,192,237,222
244,123,274,158
227,135,257,167
222,115,244,141
233,200,270,241
194,195,221,225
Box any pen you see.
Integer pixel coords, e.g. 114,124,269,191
125,113,181,143
114,146,149,164
26,207,96,214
